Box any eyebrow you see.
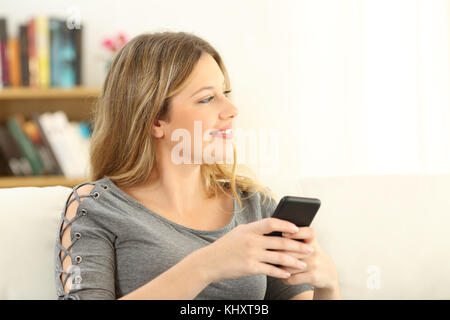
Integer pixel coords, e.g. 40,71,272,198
191,80,226,98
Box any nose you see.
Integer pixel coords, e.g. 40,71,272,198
219,99,239,120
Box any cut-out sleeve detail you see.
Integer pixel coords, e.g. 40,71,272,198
54,182,116,300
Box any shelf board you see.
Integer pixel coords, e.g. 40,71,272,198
0,176,88,188
0,86,101,100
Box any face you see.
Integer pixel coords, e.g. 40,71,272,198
152,53,239,164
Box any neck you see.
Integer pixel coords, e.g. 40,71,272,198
128,144,211,217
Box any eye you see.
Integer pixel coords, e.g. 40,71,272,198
199,90,232,104
200,96,214,104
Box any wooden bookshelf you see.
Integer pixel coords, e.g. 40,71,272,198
0,86,100,188
0,176,87,188
0,86,100,122
0,87,100,99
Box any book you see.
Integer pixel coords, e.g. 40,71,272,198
0,124,32,176
50,18,63,87
58,22,77,87
22,117,62,175
35,16,50,88
0,146,13,175
73,24,82,85
27,18,38,88
30,112,64,175
0,125,15,175
39,111,88,178
7,37,21,87
0,18,9,87
19,24,29,86
50,18,82,87
6,114,44,175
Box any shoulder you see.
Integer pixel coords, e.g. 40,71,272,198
66,177,110,205
62,177,120,226
237,185,279,220
63,182,96,219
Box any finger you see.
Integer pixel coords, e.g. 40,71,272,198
278,250,311,260
281,227,315,242
260,250,307,271
251,217,299,235
282,271,313,286
261,235,315,254
256,262,292,279
279,265,307,275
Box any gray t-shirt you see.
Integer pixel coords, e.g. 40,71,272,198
54,177,314,300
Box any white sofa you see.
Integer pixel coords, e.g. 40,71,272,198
297,174,450,299
0,185,72,299
0,174,449,299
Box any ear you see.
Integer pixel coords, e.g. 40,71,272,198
151,119,167,138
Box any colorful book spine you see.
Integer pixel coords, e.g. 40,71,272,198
59,23,76,87
31,112,64,175
35,16,50,88
39,112,76,177
19,24,29,86
74,24,82,85
22,118,58,175
0,18,9,87
27,18,38,87
6,115,44,175
50,18,65,87
7,37,21,87
0,124,32,176
0,146,13,175
0,16,83,89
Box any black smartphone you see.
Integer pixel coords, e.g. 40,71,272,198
265,196,321,238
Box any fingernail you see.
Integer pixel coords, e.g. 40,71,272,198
285,272,291,278
282,232,291,237
307,246,314,253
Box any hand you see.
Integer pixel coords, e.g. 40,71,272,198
278,227,340,291
198,218,317,283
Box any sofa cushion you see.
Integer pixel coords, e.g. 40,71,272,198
0,185,72,299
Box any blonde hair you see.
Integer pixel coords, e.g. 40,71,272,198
88,31,276,210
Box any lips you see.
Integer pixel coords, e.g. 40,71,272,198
210,124,233,139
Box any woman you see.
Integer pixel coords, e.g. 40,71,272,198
54,31,341,300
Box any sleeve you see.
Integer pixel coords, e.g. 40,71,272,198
54,182,116,300
259,187,315,300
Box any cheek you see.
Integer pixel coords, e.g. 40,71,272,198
180,112,217,140
165,116,218,151
177,106,213,126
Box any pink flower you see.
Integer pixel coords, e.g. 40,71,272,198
102,39,115,51
117,33,128,46
102,33,128,53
